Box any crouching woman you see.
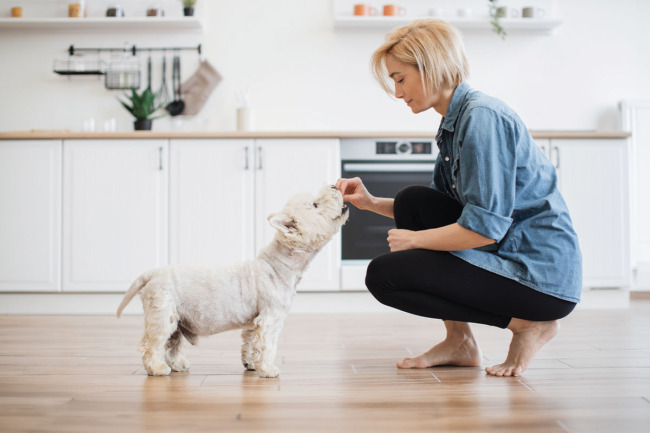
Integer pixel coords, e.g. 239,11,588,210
336,19,582,377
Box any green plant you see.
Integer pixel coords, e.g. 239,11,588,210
488,0,507,40
181,0,197,7
117,88,165,120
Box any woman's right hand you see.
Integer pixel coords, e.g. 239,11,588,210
336,177,375,210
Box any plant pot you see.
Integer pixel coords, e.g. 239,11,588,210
134,119,152,131
183,7,194,16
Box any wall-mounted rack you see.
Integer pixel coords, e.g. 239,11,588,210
53,44,203,91
67,44,202,57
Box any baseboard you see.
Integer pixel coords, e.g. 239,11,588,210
0,288,630,315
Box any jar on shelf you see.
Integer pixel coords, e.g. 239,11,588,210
68,1,86,18
106,5,125,17
147,4,164,17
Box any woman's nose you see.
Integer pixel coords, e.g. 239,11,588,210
394,86,404,99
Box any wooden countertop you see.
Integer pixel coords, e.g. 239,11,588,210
0,130,632,140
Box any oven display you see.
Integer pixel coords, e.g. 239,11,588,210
376,141,432,155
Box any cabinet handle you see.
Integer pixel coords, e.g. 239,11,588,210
158,147,163,170
244,146,249,170
553,146,560,169
258,146,263,170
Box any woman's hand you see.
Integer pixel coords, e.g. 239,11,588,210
336,177,375,210
387,229,418,252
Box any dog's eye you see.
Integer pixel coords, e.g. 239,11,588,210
312,202,318,208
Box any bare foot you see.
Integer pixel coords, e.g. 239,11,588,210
397,334,482,369
486,319,559,377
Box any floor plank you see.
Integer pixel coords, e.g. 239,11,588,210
0,300,649,432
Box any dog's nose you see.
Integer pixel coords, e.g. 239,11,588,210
330,185,337,190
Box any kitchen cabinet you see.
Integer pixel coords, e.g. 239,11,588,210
170,138,341,291
63,140,168,292
535,138,631,288
255,139,342,291
0,140,62,292
170,139,255,266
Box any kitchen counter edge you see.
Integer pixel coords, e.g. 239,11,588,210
0,131,632,140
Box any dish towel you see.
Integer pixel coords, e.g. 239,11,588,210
181,60,223,116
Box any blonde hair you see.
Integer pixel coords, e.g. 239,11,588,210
371,19,469,96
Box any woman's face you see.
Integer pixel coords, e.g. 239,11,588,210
385,55,438,114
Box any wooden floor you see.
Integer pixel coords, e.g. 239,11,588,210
1,301,650,433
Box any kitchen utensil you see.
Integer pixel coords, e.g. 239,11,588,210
155,55,169,107
146,54,152,90
166,55,185,116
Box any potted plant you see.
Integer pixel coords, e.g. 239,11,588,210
118,88,165,131
181,0,196,17
488,0,507,39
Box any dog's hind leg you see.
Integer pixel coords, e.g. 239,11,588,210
138,292,176,376
241,328,255,371
165,330,191,372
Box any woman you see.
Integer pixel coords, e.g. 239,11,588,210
336,19,582,377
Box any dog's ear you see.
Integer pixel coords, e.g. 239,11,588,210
268,213,297,234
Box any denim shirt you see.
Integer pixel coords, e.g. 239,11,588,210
431,82,582,303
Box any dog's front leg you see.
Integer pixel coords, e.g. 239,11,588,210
241,328,256,371
251,314,283,378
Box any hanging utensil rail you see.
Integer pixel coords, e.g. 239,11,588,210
67,44,202,56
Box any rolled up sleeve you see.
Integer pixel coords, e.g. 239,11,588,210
455,107,518,242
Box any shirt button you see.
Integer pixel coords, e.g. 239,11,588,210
445,156,450,161
452,184,456,189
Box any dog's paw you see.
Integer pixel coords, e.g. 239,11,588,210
145,361,172,376
169,357,191,372
257,365,280,378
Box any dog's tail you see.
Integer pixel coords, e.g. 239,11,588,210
116,271,153,318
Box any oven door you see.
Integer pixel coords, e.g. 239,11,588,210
341,161,435,260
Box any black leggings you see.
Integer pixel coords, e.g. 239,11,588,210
365,186,576,328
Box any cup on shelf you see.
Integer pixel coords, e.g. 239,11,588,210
82,118,96,133
353,4,378,16
11,7,22,17
103,118,117,133
383,4,406,17
428,8,444,17
522,7,546,18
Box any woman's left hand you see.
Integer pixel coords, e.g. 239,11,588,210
387,229,418,252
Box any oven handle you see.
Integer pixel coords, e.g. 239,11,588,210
343,163,435,173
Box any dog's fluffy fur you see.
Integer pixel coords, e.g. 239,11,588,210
117,185,349,377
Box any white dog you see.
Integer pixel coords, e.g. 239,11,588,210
117,185,349,377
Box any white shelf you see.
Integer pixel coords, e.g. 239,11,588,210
0,17,203,32
334,16,562,33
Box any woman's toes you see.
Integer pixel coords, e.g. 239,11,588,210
396,357,415,368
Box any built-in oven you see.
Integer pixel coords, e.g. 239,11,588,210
340,138,438,290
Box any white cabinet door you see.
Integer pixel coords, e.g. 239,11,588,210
170,139,255,266
0,140,61,292
63,140,168,292
255,139,341,291
552,139,631,288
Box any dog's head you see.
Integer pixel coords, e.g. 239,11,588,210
267,185,349,252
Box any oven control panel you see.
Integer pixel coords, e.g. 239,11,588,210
376,141,432,155
341,138,437,161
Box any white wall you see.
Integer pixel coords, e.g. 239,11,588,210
0,0,649,133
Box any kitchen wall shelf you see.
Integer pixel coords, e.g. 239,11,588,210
0,17,202,32
333,17,562,33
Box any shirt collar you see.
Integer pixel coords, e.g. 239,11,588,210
440,82,471,133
